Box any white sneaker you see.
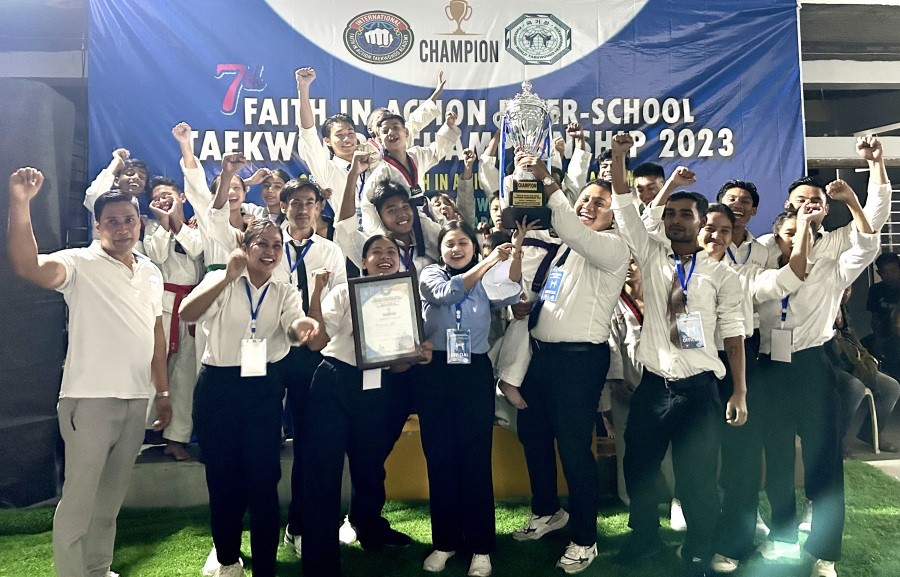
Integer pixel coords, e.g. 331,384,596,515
213,563,245,577
811,559,837,577
107,572,120,577
711,553,740,573
423,550,456,572
512,508,569,541
758,539,801,560
283,527,301,559
756,510,771,540
670,499,687,532
339,515,358,545
798,500,813,533
467,553,492,577
203,547,243,576
556,542,598,574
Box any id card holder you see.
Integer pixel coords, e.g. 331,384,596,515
540,267,566,303
241,338,267,376
446,329,472,364
675,311,706,350
362,369,382,390
770,329,793,363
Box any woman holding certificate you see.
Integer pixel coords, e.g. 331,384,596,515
417,220,526,577
301,234,434,577
178,219,318,577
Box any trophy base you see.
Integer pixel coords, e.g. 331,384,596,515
500,205,552,230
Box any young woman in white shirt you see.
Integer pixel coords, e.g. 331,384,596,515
179,219,317,577
299,234,433,577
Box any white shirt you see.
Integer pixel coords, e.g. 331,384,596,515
359,122,461,233
181,158,242,267
607,295,644,387
319,283,358,366
758,229,880,355
272,231,347,307
333,217,439,274
530,191,630,344
142,220,204,314
758,181,892,267
195,270,303,366
54,242,163,399
612,193,745,380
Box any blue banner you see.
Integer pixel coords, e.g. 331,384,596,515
88,0,804,235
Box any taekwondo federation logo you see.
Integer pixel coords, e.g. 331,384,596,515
344,11,415,64
505,14,572,65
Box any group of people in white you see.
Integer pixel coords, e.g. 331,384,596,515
7,68,895,577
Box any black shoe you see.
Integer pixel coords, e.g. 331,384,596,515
613,534,666,564
359,527,413,551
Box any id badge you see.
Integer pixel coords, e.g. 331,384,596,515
770,329,793,363
675,312,706,350
362,368,382,390
446,329,472,364
241,338,267,377
540,267,566,303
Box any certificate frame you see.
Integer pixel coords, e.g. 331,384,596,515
348,270,426,370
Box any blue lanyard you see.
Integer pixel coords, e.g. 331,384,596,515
284,240,314,275
673,253,697,306
244,278,271,337
454,299,465,330
726,245,750,265
780,296,789,328
401,244,415,271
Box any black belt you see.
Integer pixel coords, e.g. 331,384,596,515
530,338,604,354
647,370,714,390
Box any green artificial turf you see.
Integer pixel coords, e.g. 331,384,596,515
1,460,898,576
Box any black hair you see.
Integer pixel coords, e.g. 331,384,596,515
361,234,399,276
483,230,511,251
437,220,481,275
599,149,613,162
266,168,292,184
370,179,411,215
367,107,391,136
321,114,356,141
279,178,325,203
667,191,709,217
787,176,827,196
94,190,140,221
115,158,149,178
706,202,736,226
551,166,564,184
772,208,799,235
716,179,760,208
875,252,900,270
241,218,283,248
581,179,612,193
632,162,665,181
488,191,501,205
376,113,406,130
149,176,182,196
209,171,249,194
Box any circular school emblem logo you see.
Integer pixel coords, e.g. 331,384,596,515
504,13,572,65
343,11,415,64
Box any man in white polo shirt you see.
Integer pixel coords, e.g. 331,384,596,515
7,167,171,577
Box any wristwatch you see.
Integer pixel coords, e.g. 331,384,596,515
542,176,555,186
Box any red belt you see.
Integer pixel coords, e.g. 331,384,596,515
164,283,197,354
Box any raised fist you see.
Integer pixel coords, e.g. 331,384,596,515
9,167,44,203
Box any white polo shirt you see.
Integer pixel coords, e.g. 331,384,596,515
54,242,163,399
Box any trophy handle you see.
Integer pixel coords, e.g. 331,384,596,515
445,6,453,20
463,5,472,21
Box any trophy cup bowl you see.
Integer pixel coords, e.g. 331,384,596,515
501,81,553,229
445,0,472,35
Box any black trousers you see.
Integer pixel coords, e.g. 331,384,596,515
714,336,763,560
193,364,283,577
272,345,322,535
624,371,722,563
517,341,609,547
758,347,845,561
418,351,496,553
301,358,395,577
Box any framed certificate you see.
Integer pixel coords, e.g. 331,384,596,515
348,271,425,370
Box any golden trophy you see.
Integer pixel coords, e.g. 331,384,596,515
445,0,472,35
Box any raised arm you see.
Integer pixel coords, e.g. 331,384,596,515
478,130,501,194
214,153,247,210
610,133,653,266
828,179,873,235
7,168,67,289
84,148,128,212
455,148,477,226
